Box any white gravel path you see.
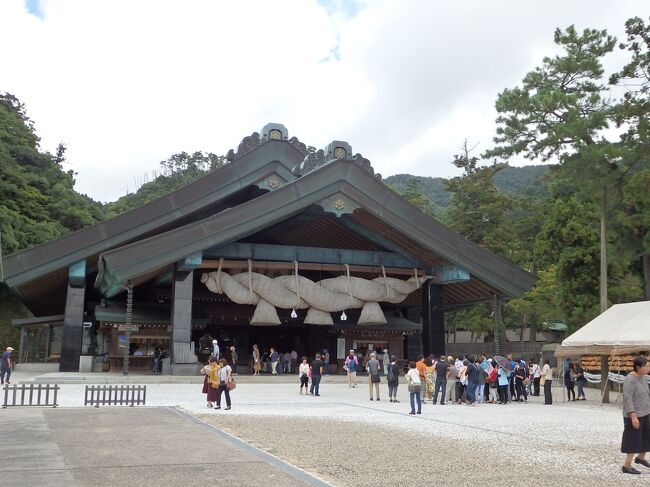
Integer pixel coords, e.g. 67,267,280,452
35,379,648,486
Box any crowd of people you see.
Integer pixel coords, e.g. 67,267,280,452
250,345,330,376
251,344,302,375
294,350,593,412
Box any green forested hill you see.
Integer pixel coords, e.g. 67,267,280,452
104,152,227,218
0,92,105,346
385,164,551,208
0,93,104,256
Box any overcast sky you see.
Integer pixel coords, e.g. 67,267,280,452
1,0,648,202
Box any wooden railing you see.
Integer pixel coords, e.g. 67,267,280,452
2,383,59,408
84,385,147,407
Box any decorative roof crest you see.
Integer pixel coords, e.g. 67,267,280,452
227,126,379,180
226,131,261,162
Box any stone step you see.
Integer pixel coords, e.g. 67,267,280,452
18,372,364,385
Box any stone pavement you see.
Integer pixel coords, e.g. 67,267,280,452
0,407,331,487
1,376,638,486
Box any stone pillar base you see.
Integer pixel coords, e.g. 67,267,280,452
79,355,94,373
172,363,200,375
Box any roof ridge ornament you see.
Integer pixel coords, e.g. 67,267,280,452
292,140,381,180
288,136,308,156
353,153,381,180
226,123,309,162
226,131,261,162
293,148,327,176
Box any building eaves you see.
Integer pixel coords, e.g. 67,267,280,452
97,159,535,299
2,140,304,288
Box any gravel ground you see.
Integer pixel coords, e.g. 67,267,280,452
199,413,637,487
191,383,648,487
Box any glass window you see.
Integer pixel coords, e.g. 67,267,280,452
20,324,63,363
21,325,48,363
81,322,94,356
48,325,63,362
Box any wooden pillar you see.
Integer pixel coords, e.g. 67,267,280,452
421,282,445,357
171,268,195,373
601,355,610,404
60,261,86,372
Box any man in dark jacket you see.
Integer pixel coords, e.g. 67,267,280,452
310,353,324,396
0,347,13,385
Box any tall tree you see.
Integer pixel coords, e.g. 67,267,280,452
444,140,513,252
485,26,618,313
610,16,650,298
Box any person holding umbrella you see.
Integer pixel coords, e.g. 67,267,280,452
497,364,510,404
494,355,514,404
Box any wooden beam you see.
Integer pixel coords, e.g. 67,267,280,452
204,242,419,269
198,259,428,277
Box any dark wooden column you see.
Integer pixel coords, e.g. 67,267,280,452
60,261,87,372
171,268,194,373
421,282,445,357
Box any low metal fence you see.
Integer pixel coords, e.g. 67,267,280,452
2,383,59,408
84,385,147,407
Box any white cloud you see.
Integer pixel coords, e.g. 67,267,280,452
0,0,647,201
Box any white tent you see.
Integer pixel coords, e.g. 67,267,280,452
556,301,650,357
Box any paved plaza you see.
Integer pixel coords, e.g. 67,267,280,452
1,375,647,486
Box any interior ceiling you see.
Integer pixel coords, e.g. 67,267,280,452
243,206,383,251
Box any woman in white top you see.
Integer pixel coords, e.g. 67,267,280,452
405,361,422,415
298,357,310,395
215,358,233,410
541,360,553,405
530,360,541,396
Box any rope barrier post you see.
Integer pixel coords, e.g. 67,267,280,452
616,353,621,402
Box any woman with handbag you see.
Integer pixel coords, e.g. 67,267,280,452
215,358,233,410
298,357,310,395
202,357,220,408
405,361,422,415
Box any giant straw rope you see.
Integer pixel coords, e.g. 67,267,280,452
200,259,431,326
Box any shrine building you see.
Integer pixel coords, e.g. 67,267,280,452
1,124,534,373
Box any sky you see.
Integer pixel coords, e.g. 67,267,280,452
1,0,648,202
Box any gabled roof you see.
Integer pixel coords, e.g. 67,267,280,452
1,139,305,289
97,158,535,299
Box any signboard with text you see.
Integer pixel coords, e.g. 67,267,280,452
337,338,346,359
